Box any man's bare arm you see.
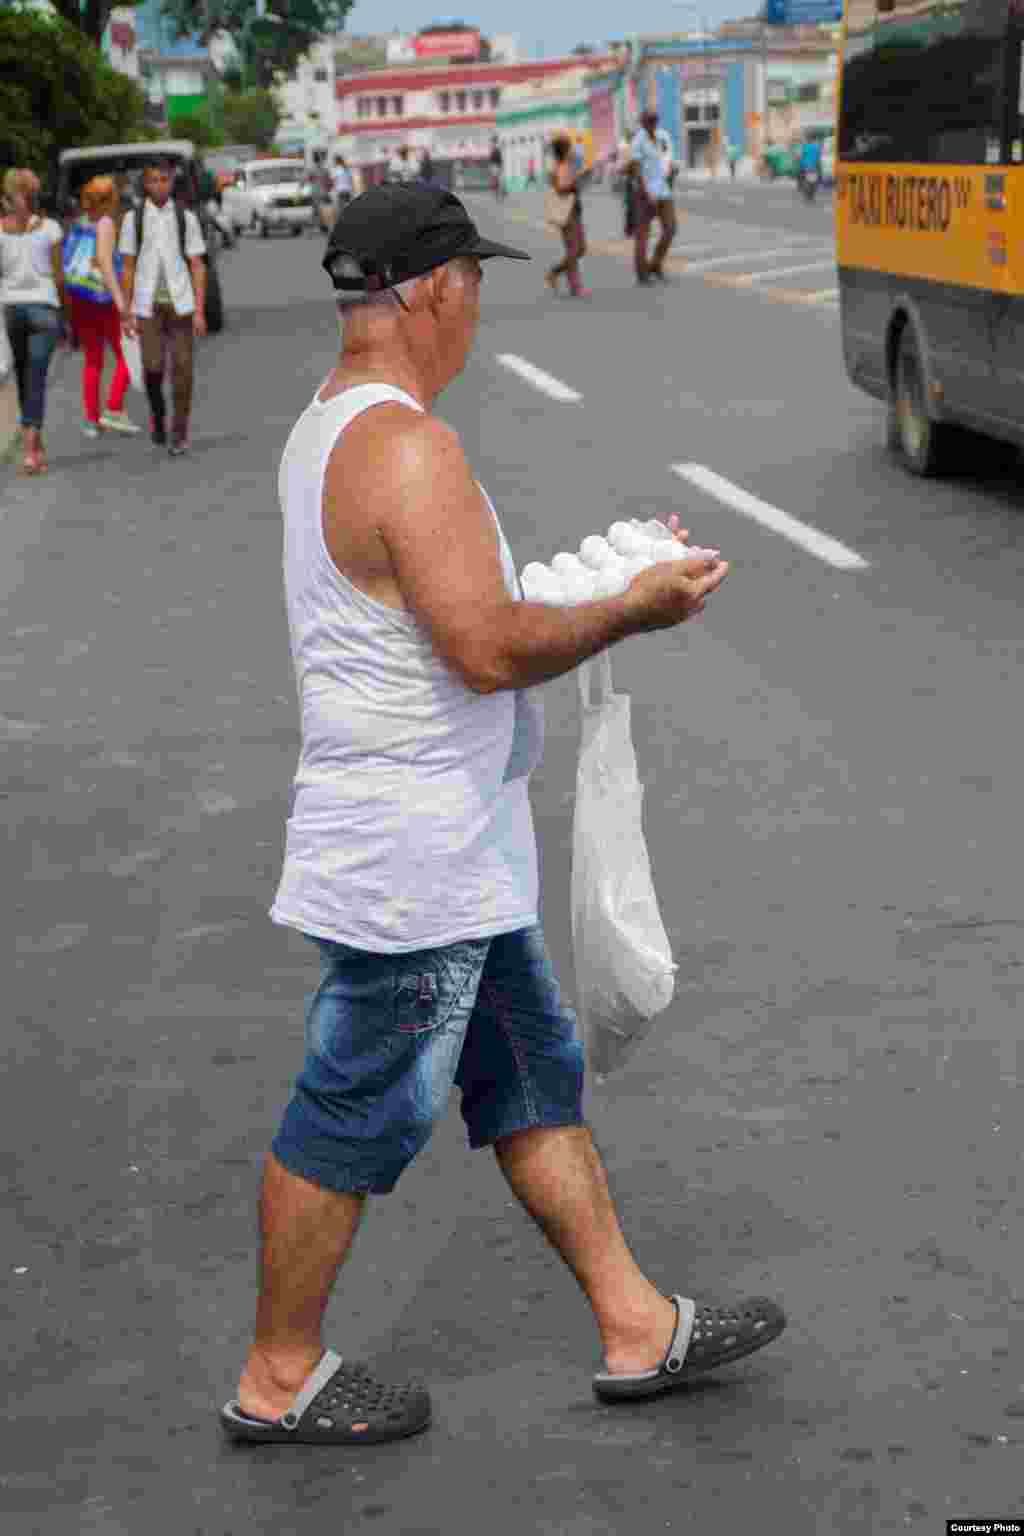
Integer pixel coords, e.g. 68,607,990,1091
351,413,727,695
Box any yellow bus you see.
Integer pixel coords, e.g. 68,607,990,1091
835,0,1024,473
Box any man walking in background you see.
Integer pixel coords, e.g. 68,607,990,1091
627,110,678,285
120,157,206,456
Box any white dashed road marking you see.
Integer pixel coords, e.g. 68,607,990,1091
672,463,870,572
747,259,836,284
679,243,826,273
497,354,582,404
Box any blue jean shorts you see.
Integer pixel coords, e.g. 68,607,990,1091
272,925,586,1195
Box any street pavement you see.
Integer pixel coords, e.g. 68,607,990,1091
3,192,1024,1535
503,177,839,306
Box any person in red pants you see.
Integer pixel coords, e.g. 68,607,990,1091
64,175,140,438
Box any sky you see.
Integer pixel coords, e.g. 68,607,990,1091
340,1,757,61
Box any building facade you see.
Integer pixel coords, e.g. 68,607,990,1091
336,56,586,183
495,64,606,191
634,28,838,172
273,38,338,162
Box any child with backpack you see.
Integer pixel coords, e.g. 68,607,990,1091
62,175,140,438
119,158,207,456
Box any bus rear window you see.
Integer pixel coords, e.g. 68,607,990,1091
839,0,1009,164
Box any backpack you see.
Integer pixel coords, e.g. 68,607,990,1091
131,199,188,263
62,218,122,305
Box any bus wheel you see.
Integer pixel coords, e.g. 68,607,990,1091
893,328,952,476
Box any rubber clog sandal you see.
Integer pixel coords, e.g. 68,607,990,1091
220,1349,432,1446
593,1294,787,1403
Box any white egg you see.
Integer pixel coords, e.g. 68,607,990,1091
520,561,552,591
634,518,674,544
578,535,611,569
561,568,596,604
607,521,632,547
592,566,629,599
551,551,586,576
611,527,651,557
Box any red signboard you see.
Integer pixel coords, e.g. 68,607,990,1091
414,29,480,59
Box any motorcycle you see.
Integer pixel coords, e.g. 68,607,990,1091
797,169,820,202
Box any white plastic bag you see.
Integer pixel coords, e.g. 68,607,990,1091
122,332,144,392
571,650,677,1079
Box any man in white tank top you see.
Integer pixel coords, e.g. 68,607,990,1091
222,185,785,1448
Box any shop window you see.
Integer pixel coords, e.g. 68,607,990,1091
456,90,467,111
473,90,484,109
489,88,500,107
439,91,451,112
377,96,387,117
392,96,403,116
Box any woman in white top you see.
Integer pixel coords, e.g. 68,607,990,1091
0,167,67,475
64,175,139,439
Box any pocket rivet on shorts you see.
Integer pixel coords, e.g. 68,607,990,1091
418,973,437,1004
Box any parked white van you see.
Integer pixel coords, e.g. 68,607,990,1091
221,159,316,237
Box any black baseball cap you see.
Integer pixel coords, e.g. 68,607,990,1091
323,182,530,295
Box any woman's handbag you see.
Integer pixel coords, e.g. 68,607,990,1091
545,184,575,229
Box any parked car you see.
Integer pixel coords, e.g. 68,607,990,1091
221,159,317,237
55,140,225,332
203,146,259,195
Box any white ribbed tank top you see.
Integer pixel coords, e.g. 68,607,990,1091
270,381,545,953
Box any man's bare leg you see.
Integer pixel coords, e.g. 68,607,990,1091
494,1125,677,1373
236,1153,367,1421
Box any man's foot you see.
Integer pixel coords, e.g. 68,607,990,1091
223,1349,431,1445
168,426,188,456
594,1295,788,1401
237,1346,323,1423
601,1293,679,1376
636,273,654,286
82,420,103,439
100,409,142,435
545,270,559,292
150,417,166,447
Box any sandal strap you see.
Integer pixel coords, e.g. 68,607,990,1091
280,1348,344,1430
663,1295,697,1375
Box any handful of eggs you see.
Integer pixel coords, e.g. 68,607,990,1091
520,520,720,606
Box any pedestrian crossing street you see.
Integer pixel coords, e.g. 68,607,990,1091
506,203,838,312
592,213,838,309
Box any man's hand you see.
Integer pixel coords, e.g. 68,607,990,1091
122,312,137,339
193,310,207,338
623,538,730,634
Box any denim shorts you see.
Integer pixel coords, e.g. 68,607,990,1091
272,925,586,1195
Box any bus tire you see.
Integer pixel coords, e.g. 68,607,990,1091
892,326,953,477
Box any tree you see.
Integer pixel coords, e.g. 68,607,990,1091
0,0,132,48
0,9,150,190
221,86,282,147
159,0,354,88
172,109,220,148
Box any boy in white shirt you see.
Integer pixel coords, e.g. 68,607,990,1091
120,158,207,455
